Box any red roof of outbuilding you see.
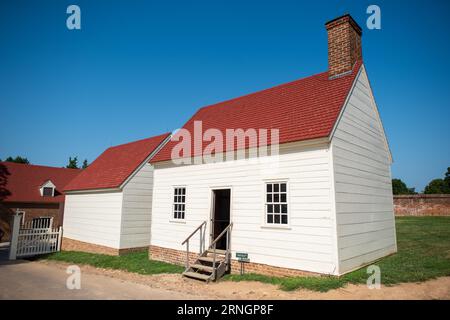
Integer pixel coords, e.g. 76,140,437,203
0,162,80,204
152,62,362,163
64,133,170,192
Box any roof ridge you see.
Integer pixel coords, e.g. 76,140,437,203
0,161,80,171
107,132,170,150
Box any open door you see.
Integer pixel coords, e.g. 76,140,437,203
211,189,231,250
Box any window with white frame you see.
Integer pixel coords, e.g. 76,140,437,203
173,187,186,220
42,187,54,197
265,182,288,225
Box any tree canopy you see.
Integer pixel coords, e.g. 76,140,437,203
2,156,30,164
66,156,79,169
392,178,416,195
423,167,450,194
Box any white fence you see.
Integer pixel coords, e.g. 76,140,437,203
9,213,62,260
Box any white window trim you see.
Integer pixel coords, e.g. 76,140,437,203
170,186,187,223
40,180,56,197
261,179,291,229
42,186,55,197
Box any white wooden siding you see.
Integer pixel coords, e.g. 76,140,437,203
120,163,155,248
151,140,339,275
331,66,396,274
63,192,123,248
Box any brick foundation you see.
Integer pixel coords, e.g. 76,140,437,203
62,237,148,256
149,245,317,277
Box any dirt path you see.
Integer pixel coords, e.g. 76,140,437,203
37,260,450,300
0,260,197,300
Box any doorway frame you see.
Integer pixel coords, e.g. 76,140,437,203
208,186,233,244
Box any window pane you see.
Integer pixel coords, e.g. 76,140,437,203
181,212,185,219
274,215,280,224
281,215,288,224
274,204,280,213
274,194,279,202
281,183,286,192
267,214,273,223
281,204,287,213
267,204,273,213
181,188,186,195
266,194,272,202
181,196,185,203
281,193,286,203
267,184,272,192
43,187,53,196
274,184,279,192
181,204,185,212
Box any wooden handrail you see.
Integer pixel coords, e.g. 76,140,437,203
209,222,233,248
182,221,206,245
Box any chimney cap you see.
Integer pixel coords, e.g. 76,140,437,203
325,14,362,36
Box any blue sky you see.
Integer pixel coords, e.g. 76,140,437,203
0,0,449,192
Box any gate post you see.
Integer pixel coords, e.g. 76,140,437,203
57,226,63,251
9,211,23,260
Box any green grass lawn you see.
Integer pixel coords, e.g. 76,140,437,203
40,217,450,292
41,250,184,275
224,216,450,291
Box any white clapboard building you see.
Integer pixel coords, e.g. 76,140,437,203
62,14,396,279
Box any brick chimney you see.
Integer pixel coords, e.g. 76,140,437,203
325,14,362,79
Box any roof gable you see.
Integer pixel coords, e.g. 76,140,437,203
64,133,170,192
330,64,392,162
152,61,362,163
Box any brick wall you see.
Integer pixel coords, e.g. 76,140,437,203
394,194,450,216
4,202,64,226
149,245,317,277
0,201,63,242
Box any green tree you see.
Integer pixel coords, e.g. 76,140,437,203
423,179,448,194
82,159,88,169
392,178,416,195
445,167,450,190
4,156,30,164
423,167,450,194
66,156,79,169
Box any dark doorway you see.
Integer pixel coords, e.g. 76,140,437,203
211,189,231,250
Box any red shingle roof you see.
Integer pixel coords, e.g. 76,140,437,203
152,61,362,163
64,133,170,192
0,162,80,203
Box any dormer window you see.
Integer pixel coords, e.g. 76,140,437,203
42,187,54,197
40,180,56,197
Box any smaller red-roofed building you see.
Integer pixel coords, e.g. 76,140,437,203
0,162,80,242
61,133,170,255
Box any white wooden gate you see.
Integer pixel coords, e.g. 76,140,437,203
9,213,62,260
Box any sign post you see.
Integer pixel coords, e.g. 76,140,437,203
236,252,249,275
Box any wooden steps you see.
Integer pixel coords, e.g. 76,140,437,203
183,271,212,281
181,222,233,283
191,264,214,272
207,249,227,255
198,256,224,263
